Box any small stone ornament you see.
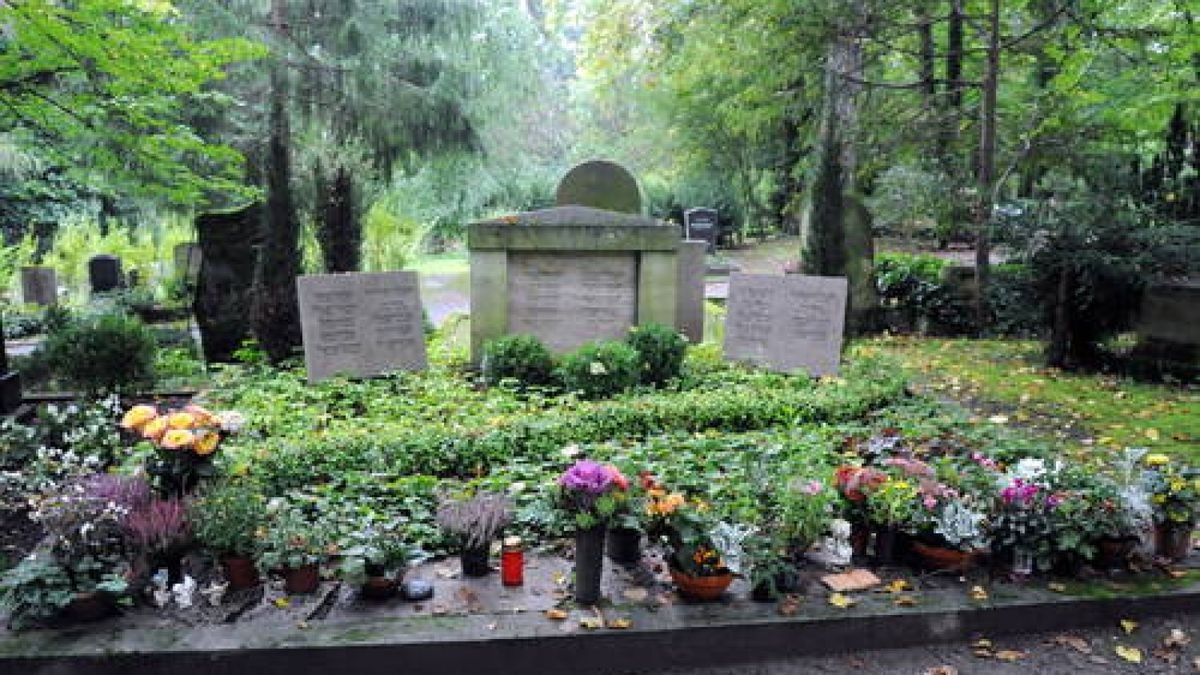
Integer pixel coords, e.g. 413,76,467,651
172,575,198,609
808,518,854,568
149,569,171,608
201,580,229,607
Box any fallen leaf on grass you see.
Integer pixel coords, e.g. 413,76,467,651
1145,428,1161,442
1120,618,1138,634
994,650,1027,662
544,609,568,621
828,593,857,608
606,618,632,629
1115,645,1142,663
969,586,989,601
1052,634,1091,654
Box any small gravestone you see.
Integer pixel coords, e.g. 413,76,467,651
173,242,202,282
555,160,642,214
1133,279,1200,376
194,204,261,363
676,240,706,342
723,273,848,376
88,255,123,294
684,208,720,252
297,271,427,382
20,267,57,306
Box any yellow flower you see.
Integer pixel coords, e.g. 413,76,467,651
193,430,220,456
1153,494,1167,505
184,404,217,426
160,429,195,450
1170,479,1186,493
141,416,169,442
167,412,197,429
120,405,158,432
1144,453,1171,467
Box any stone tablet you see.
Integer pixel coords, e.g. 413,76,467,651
20,267,57,306
676,241,706,342
297,271,427,382
555,160,642,214
723,273,847,376
684,207,719,252
507,252,638,353
88,255,122,294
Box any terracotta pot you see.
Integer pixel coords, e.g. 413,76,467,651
282,564,321,594
671,569,734,602
605,527,642,565
360,575,397,601
1155,522,1194,562
911,541,980,572
61,592,116,623
221,555,261,591
460,546,490,578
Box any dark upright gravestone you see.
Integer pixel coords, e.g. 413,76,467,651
555,160,642,215
0,315,21,414
194,204,262,362
684,208,720,253
88,255,123,294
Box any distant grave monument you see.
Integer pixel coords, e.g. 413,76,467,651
297,271,427,382
723,273,848,376
1132,279,1200,376
684,208,719,252
88,255,122,294
194,204,261,362
555,160,642,214
469,162,700,360
20,266,57,306
173,242,203,282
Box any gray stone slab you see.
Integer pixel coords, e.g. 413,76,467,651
507,252,638,353
297,271,427,382
723,273,847,376
555,160,642,214
676,241,706,342
20,267,57,306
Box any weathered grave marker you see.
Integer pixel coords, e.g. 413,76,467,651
676,240,706,342
723,273,848,376
555,160,642,214
20,267,57,306
297,271,427,382
684,207,719,252
88,255,122,294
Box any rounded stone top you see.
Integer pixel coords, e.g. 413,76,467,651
555,160,642,214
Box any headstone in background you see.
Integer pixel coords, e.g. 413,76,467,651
684,207,720,253
194,203,262,362
87,255,122,294
723,273,848,376
1132,279,1200,377
842,196,879,334
555,160,642,215
173,242,203,282
20,266,57,306
676,240,706,343
297,271,428,382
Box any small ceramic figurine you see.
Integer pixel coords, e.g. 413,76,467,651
823,519,854,567
172,575,197,609
149,568,171,608
200,580,229,607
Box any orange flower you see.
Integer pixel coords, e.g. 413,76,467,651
141,416,169,442
160,429,195,450
184,404,217,426
167,412,197,430
193,430,220,456
120,405,158,432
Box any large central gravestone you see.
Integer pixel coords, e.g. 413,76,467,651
297,271,427,382
469,162,700,361
723,273,848,376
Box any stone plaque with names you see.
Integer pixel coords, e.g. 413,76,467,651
297,271,427,382
723,273,848,376
507,252,638,353
684,207,719,252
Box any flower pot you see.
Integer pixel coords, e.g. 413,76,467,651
671,569,734,602
361,575,397,601
873,527,906,566
605,527,642,565
282,564,321,594
573,525,606,605
1094,536,1137,569
911,541,980,572
61,592,116,623
460,546,491,578
221,555,261,591
1155,522,1194,562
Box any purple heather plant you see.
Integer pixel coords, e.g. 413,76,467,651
81,474,152,515
126,498,192,556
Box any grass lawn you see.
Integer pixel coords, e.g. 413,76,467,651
410,251,468,275
870,337,1200,460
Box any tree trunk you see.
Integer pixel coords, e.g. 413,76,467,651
317,165,360,273
251,0,303,363
974,0,1001,331
941,0,964,161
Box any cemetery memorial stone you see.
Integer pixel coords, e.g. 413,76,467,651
194,204,262,363
723,273,848,376
555,160,642,214
297,271,428,382
88,255,123,294
20,266,57,306
684,207,720,253
676,240,707,343
1133,279,1200,375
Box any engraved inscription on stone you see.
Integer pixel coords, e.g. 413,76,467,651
297,271,427,382
723,273,847,376
507,252,638,352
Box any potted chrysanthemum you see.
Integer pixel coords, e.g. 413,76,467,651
554,459,628,605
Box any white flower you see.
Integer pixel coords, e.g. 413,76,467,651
560,444,581,458
1012,458,1047,483
217,411,247,434
588,361,608,376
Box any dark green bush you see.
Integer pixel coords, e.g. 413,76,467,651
627,323,687,387
481,334,556,388
42,311,157,395
557,341,640,399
